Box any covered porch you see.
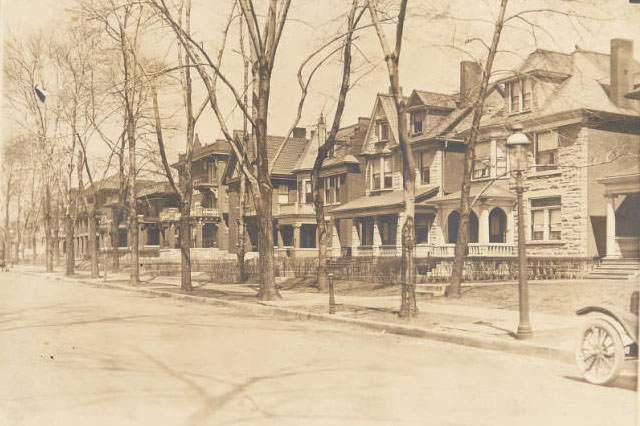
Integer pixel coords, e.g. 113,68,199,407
598,172,640,259
420,185,517,258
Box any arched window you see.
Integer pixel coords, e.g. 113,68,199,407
448,210,479,243
489,208,507,243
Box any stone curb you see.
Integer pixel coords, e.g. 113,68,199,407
19,270,575,365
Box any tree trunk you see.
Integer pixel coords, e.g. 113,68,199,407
44,182,53,272
311,172,328,292
179,213,192,291
110,208,120,272
448,0,508,297
3,177,9,266
64,215,74,275
127,120,139,285
89,205,99,278
254,66,278,300
236,173,246,283
255,193,278,299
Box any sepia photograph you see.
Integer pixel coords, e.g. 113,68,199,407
1,0,639,424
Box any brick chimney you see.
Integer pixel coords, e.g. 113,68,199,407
610,38,633,109
317,114,326,146
459,61,482,105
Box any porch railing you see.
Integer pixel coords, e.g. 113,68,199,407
468,243,515,257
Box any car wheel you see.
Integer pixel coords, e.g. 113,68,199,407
575,318,625,385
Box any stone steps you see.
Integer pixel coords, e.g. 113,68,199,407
585,258,640,280
416,283,447,297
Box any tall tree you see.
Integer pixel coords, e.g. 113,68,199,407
447,0,508,297
368,0,417,317
150,0,293,300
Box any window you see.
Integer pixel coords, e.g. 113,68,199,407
372,160,381,190
522,79,533,110
510,80,521,113
415,214,433,244
473,143,492,179
300,224,316,248
118,229,128,247
530,197,561,241
419,151,431,184
410,110,425,135
278,184,289,204
383,157,393,188
208,160,217,182
360,217,374,246
535,132,558,171
379,121,390,141
379,215,397,246
508,78,534,113
304,180,312,204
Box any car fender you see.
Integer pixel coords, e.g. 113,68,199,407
576,306,638,344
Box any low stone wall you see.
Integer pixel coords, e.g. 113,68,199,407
425,256,598,282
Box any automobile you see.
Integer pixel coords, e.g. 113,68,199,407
575,290,638,385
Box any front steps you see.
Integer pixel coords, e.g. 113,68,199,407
585,258,640,280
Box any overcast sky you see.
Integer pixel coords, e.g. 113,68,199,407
2,0,639,166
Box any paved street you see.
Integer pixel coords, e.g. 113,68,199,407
0,271,636,426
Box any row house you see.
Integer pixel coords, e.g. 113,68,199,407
286,116,370,257
328,38,639,270
225,128,309,256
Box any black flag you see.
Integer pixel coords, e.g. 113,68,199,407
34,85,47,103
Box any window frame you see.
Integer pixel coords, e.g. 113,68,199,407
419,151,431,185
410,110,425,135
278,183,290,204
530,197,561,241
534,131,559,171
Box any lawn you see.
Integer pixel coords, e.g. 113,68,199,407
428,279,639,316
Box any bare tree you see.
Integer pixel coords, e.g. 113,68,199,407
149,0,294,300
4,34,57,272
368,0,417,317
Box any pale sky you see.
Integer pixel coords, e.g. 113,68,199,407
2,0,640,168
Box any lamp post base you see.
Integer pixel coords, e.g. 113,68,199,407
516,324,533,340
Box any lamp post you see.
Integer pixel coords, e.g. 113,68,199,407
506,124,533,340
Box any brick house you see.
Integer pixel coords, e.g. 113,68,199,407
170,135,231,255
284,116,370,257
225,129,308,256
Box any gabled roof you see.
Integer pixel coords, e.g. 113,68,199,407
361,93,409,155
517,49,574,76
137,181,175,198
293,119,368,173
223,132,309,182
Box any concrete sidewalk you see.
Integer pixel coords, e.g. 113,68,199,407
10,265,606,366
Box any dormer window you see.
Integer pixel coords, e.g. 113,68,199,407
410,110,424,135
507,78,534,113
377,120,390,141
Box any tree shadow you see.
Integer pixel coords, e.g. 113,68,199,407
0,314,151,332
134,347,346,426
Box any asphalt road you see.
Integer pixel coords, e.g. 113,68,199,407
0,271,636,426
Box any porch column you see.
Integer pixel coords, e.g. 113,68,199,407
276,225,283,249
292,223,301,255
605,195,622,259
331,220,341,257
506,208,515,244
372,217,381,256
479,206,490,245
351,221,360,256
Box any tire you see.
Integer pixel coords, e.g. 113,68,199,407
575,318,625,385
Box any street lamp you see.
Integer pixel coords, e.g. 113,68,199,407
506,124,533,340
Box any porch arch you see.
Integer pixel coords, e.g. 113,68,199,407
447,210,478,244
489,207,507,243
